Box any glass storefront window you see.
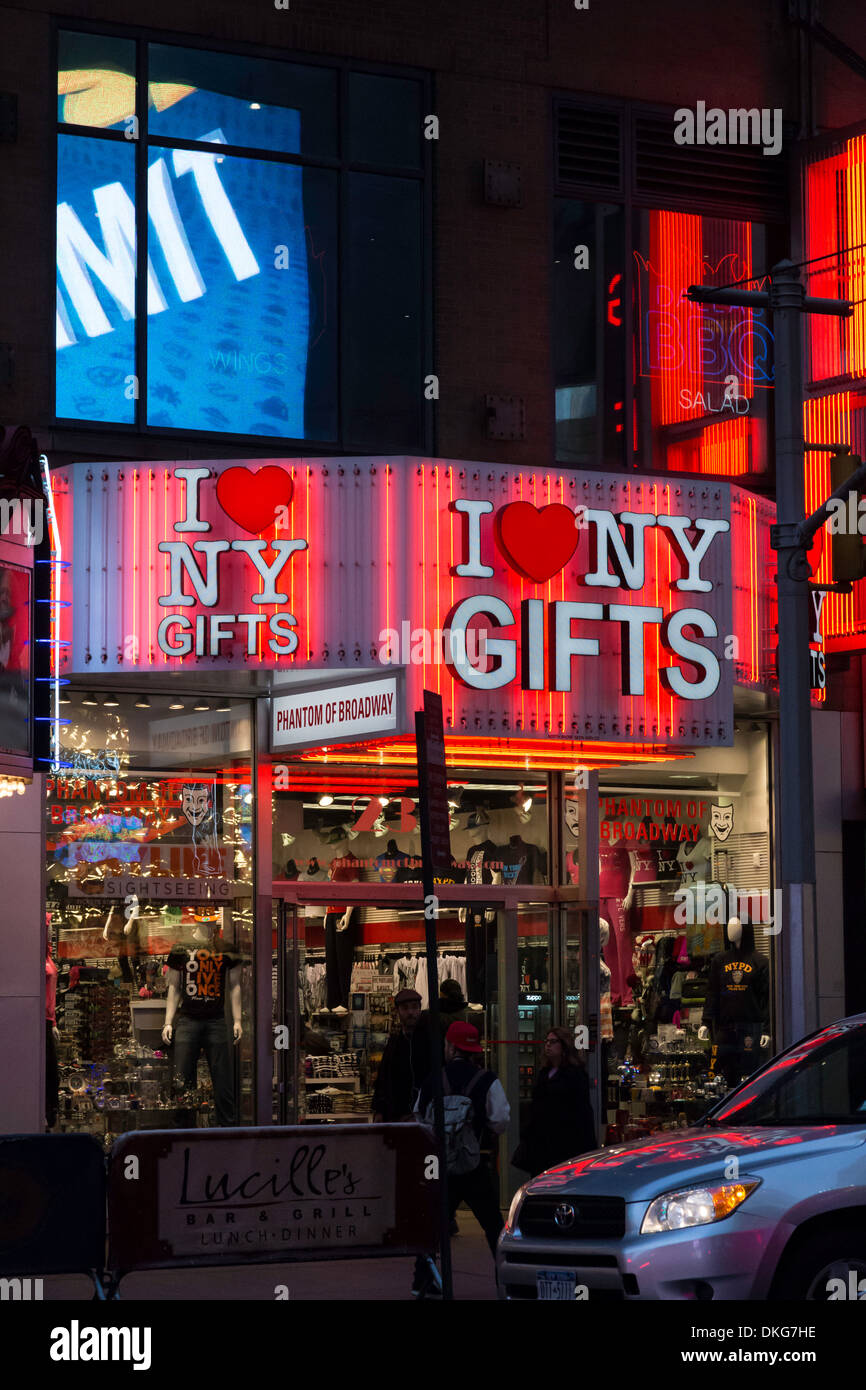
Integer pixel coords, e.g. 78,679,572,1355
595,727,775,1142
553,196,772,479
272,771,550,891
633,208,770,477
45,691,253,1140
271,770,548,1128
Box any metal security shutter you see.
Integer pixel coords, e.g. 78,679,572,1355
554,100,623,196
631,107,789,223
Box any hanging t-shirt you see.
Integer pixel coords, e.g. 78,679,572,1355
678,837,712,885
167,941,240,1020
630,846,658,884
498,838,547,885
465,840,501,885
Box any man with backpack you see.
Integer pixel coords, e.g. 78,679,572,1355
415,1020,510,1273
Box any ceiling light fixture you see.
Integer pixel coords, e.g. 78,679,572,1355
169,701,185,710
194,702,210,711
81,693,98,706
103,695,119,707
216,702,231,713
135,696,151,709
378,796,389,807
318,794,334,807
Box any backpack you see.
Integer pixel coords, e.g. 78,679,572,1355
425,1068,485,1175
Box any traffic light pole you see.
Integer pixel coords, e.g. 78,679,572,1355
687,261,852,1047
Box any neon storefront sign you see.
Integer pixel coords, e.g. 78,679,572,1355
54,458,773,750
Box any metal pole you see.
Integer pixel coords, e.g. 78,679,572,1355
767,260,818,1045
414,709,453,1299
686,263,853,1046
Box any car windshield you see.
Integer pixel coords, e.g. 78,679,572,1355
703,1021,866,1126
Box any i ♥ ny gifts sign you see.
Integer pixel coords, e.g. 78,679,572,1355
62,458,759,747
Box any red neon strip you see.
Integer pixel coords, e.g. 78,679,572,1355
147,469,153,667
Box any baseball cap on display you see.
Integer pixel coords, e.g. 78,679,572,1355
394,988,422,1005
446,1021,483,1053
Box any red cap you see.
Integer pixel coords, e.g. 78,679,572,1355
446,1021,482,1053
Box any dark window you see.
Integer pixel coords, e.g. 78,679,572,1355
347,73,423,170
344,175,424,451
148,45,338,159
553,201,625,468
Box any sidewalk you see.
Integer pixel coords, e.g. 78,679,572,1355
40,1212,499,1301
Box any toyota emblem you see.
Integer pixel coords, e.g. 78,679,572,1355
554,1202,576,1229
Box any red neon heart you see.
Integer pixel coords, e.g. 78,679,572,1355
494,502,580,583
215,466,293,534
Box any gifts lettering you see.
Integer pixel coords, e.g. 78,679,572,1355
446,503,728,699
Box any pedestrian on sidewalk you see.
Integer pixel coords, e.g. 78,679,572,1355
416,1021,510,1269
517,1026,596,1177
371,988,432,1122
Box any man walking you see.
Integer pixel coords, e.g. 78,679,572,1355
371,988,433,1122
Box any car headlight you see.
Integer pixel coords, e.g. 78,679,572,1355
641,1179,760,1234
504,1183,528,1233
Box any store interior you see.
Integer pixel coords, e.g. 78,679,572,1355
42,687,775,1152
271,771,551,1125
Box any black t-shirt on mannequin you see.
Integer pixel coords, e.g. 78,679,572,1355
167,936,240,1020
702,919,769,1030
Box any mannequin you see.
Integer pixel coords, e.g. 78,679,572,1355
599,918,613,1041
325,847,360,1009
698,917,770,1088
600,840,637,1004
299,856,328,919
163,917,242,1126
564,799,580,885
102,899,140,986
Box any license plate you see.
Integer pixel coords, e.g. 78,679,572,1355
536,1270,576,1300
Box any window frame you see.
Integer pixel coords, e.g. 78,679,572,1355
52,18,434,456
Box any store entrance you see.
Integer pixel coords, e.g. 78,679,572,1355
271,884,595,1207
272,884,505,1128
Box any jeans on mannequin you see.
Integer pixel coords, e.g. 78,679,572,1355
172,1015,236,1126
601,897,633,1004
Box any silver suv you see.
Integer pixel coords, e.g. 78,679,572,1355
497,1015,866,1300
